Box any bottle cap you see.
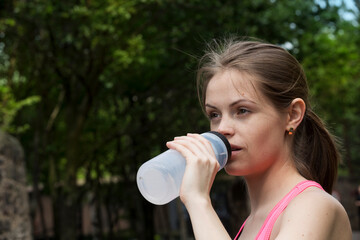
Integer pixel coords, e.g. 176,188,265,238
207,131,231,159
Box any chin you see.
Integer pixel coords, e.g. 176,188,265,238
224,165,245,176
224,160,256,176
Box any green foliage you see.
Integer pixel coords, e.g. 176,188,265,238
1,0,359,238
301,19,360,175
0,46,40,133
0,85,40,133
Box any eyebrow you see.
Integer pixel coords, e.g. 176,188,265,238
205,99,256,109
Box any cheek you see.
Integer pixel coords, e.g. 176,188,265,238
248,120,284,154
209,120,222,132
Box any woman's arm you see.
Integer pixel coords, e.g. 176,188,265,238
184,196,231,239
166,134,232,240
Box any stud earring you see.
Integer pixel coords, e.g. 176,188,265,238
288,127,294,135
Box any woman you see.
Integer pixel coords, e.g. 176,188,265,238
166,39,352,239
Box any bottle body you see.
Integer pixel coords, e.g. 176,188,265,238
136,132,230,205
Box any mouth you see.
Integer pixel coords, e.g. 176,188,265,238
230,145,242,152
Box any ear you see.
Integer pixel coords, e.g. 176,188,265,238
286,98,306,131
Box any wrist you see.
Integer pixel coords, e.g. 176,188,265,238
181,194,212,210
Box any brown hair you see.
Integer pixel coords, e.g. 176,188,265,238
196,38,340,193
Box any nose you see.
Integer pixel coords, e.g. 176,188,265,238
214,118,235,137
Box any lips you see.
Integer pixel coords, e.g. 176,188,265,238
230,144,242,152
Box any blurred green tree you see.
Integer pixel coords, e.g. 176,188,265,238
301,19,360,176
0,42,40,133
1,0,357,239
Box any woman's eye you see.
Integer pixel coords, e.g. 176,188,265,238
237,108,250,115
208,112,220,119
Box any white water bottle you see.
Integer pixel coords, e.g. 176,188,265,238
136,131,231,205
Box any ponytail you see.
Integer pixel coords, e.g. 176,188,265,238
293,109,340,193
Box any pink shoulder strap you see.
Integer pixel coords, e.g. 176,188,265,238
234,180,323,240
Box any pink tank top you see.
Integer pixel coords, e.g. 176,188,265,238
234,180,324,240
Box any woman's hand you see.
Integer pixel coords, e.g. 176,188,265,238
166,133,220,206
166,133,231,240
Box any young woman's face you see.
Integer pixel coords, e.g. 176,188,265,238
205,69,289,177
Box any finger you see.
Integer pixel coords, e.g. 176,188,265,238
187,133,215,156
172,136,216,162
166,140,206,163
182,134,217,165
168,140,220,176
167,138,220,171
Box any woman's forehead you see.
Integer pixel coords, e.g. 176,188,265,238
206,69,265,104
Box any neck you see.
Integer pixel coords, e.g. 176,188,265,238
244,160,306,216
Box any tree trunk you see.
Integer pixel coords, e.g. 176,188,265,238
54,187,78,240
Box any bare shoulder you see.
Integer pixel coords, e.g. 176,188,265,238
274,187,352,240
